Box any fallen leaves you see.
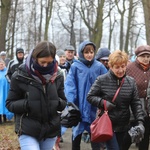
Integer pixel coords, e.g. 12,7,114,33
0,121,20,150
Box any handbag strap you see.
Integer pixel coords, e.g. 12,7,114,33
103,100,107,111
112,78,125,103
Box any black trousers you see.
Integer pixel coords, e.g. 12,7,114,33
72,133,102,150
122,117,150,150
0,114,6,123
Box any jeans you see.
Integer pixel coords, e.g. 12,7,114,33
19,134,57,150
106,132,126,150
106,133,119,150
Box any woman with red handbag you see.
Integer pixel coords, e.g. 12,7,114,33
87,50,145,150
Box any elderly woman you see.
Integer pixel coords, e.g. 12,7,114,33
126,45,150,150
87,50,144,150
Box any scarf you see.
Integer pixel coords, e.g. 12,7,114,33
136,59,150,71
26,50,58,84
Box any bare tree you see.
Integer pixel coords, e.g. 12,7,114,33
44,0,54,40
38,0,43,42
78,0,105,49
9,0,19,58
56,0,77,52
142,0,150,45
0,0,11,52
124,0,134,53
114,0,127,50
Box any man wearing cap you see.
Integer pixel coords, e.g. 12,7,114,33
6,48,25,83
125,45,150,150
95,48,111,70
64,45,76,72
0,51,10,67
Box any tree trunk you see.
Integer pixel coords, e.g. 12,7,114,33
0,0,11,52
44,0,53,40
142,0,150,45
124,0,133,54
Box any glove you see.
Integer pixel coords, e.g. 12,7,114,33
128,121,145,143
134,122,145,142
100,100,116,111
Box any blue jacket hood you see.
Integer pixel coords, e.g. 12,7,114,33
78,41,96,58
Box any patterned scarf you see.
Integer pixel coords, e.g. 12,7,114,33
26,50,58,84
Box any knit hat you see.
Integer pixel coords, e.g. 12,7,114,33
65,45,75,51
135,45,150,56
95,48,111,60
56,49,65,57
0,51,6,56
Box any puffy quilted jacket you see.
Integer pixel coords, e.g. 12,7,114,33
87,70,144,132
6,64,67,140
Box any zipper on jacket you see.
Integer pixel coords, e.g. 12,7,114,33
43,85,46,94
117,79,120,85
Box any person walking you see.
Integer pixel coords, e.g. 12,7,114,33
6,48,25,83
0,51,10,67
64,45,76,72
64,41,107,150
0,59,13,124
87,50,145,150
95,47,111,70
125,45,150,150
6,41,67,150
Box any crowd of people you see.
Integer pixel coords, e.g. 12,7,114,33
0,41,150,150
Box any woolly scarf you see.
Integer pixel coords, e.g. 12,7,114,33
26,50,58,84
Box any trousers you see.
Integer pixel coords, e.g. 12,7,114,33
19,134,56,150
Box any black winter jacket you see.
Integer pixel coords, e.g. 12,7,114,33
6,64,67,140
87,70,144,132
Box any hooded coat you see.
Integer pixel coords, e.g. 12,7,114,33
6,48,25,82
0,67,13,120
64,41,107,139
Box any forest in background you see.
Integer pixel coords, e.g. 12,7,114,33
0,0,150,59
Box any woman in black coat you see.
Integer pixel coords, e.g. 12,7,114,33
87,50,144,150
6,41,67,150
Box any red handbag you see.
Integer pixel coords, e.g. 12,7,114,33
90,78,125,142
90,100,113,142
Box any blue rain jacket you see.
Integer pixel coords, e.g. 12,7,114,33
64,41,107,139
0,68,13,120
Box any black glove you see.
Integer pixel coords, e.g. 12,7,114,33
100,100,116,111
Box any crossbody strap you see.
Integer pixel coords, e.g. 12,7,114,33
112,78,125,103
